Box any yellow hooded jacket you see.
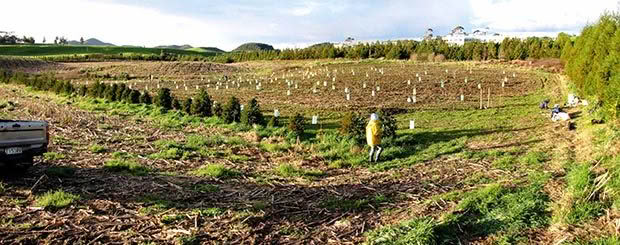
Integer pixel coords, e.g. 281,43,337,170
366,119,382,146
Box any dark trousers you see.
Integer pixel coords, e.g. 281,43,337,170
369,145,382,162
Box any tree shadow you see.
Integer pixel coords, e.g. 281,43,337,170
379,126,536,163
0,156,480,244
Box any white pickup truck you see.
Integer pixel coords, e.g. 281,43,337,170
0,119,49,170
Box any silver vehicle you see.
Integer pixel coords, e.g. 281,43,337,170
0,119,49,170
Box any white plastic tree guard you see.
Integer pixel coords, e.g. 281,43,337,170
409,120,415,129
312,115,318,125
274,109,280,118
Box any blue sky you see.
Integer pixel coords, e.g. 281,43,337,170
2,0,618,50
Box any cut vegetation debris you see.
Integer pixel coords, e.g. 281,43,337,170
0,51,617,243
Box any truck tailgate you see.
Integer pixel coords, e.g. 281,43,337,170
0,121,48,147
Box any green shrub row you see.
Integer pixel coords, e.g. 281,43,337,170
0,70,269,125
562,13,620,119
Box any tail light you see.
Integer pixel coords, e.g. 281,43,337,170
46,123,50,145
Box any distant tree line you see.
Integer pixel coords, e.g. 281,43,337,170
0,31,35,44
562,12,620,120
208,34,573,63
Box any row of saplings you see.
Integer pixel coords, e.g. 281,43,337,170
1,71,397,143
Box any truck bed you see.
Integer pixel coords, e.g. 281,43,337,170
0,119,49,163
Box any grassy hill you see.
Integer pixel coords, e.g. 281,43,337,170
67,38,115,46
186,47,225,53
232,42,274,52
0,45,216,58
154,44,193,50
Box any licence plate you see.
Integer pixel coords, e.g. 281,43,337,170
5,147,22,155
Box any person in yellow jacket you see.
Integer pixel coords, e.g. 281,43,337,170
366,113,383,162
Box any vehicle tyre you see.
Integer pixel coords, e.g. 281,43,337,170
13,156,33,172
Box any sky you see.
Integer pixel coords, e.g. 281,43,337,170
2,0,618,51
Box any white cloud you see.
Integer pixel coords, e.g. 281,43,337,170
469,0,618,32
3,0,617,51
1,0,240,50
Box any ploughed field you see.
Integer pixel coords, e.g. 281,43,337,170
1,59,584,244
57,60,542,113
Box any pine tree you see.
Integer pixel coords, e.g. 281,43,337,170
241,97,264,126
105,84,118,101
140,91,152,104
182,98,193,114
213,102,223,118
129,90,141,104
377,109,397,139
224,96,241,123
288,113,305,136
154,88,173,110
172,98,182,110
191,88,212,117
116,84,128,101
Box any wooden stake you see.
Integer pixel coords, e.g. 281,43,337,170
487,87,491,108
480,88,483,110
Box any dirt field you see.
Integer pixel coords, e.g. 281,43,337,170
0,59,611,244
51,60,543,114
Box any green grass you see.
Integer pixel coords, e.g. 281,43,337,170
104,159,150,176
570,236,620,245
89,144,106,153
553,163,605,225
44,166,76,178
0,44,215,57
367,181,550,244
35,190,80,210
111,151,137,159
193,207,224,217
138,195,175,215
492,155,518,170
177,235,201,245
364,217,437,245
149,139,197,160
442,182,549,243
274,163,325,179
259,142,291,153
161,214,185,225
520,151,548,166
185,134,225,148
193,184,219,193
43,152,66,161
191,164,240,179
73,98,207,130
322,194,390,212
